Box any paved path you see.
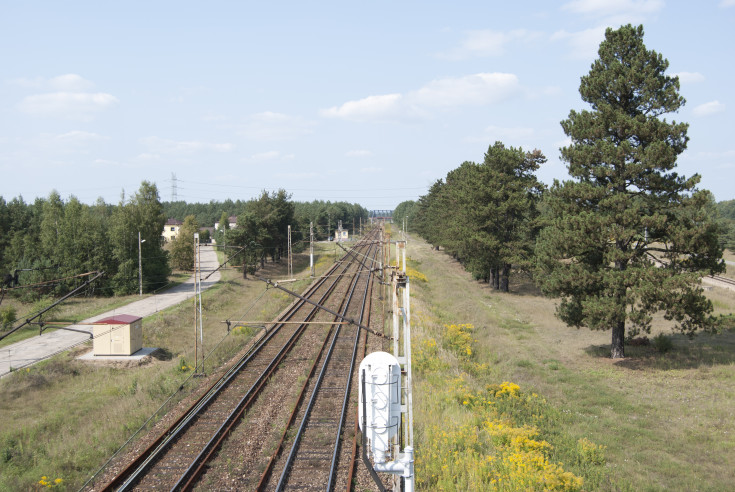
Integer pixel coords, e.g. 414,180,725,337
0,245,221,377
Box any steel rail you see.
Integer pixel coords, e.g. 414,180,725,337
174,233,378,490
253,236,379,491
326,240,377,491
710,274,735,286
275,239,378,490
101,241,365,491
117,253,360,491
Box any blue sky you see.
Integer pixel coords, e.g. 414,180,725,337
2,1,734,211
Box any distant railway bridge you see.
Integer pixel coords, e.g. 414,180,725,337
369,210,393,223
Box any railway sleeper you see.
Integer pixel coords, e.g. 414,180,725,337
306,418,339,427
294,450,332,460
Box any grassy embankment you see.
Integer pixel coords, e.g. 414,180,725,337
406,231,735,491
0,243,337,490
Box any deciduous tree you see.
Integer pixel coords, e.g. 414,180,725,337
169,215,198,271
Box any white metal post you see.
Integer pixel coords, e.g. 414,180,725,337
404,278,413,447
402,243,407,275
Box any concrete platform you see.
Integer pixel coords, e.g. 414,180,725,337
77,347,158,362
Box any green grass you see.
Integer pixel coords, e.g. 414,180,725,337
0,272,191,350
407,232,735,491
0,248,338,490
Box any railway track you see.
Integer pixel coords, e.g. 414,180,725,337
708,274,735,287
256,237,379,491
93,229,385,491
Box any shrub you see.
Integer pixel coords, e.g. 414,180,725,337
0,306,17,329
443,323,475,359
652,333,673,353
413,338,447,373
576,437,606,466
406,266,428,283
417,378,583,491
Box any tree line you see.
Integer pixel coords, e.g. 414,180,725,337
0,183,369,297
407,25,725,358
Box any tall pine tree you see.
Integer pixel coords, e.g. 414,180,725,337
536,25,723,358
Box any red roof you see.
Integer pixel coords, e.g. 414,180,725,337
165,218,183,225
95,314,142,325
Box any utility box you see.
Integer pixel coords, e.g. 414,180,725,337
92,314,143,356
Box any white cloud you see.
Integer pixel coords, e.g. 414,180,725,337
693,100,725,117
18,92,118,120
555,1,664,59
250,150,295,161
321,94,404,121
322,73,520,122
696,149,735,159
136,153,161,161
141,136,234,154
675,72,705,84
9,73,95,91
551,26,607,60
413,73,520,107
555,137,574,150
561,0,664,22
438,29,539,59
720,0,735,7
28,131,107,154
48,74,95,91
54,130,106,143
241,111,316,140
360,167,383,174
346,150,372,158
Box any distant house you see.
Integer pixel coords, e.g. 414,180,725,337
162,218,183,242
214,215,238,230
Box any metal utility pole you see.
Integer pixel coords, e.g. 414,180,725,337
287,225,293,279
309,221,314,277
138,232,146,296
194,233,204,373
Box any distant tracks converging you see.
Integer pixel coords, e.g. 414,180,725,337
95,229,383,491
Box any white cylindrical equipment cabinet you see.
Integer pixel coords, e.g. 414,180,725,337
359,351,402,463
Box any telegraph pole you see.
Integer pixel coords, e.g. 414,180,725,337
138,231,145,296
194,233,204,374
310,221,314,277
287,225,293,279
